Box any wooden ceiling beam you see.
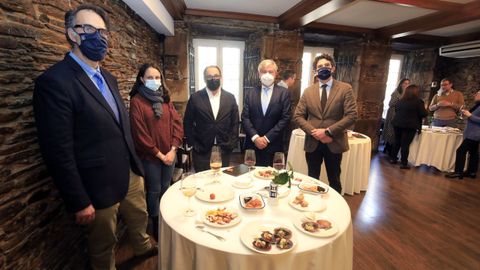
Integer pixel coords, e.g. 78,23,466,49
307,22,373,35
184,9,278,24
279,0,355,29
371,0,462,11
160,0,186,20
377,1,480,39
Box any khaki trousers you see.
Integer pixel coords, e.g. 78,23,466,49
86,171,151,270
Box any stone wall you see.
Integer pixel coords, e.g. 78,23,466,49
0,1,164,269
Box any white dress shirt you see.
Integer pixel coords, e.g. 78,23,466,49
207,88,221,120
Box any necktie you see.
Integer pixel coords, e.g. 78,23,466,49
261,87,269,115
321,84,327,113
93,72,120,122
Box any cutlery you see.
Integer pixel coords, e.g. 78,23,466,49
195,224,226,241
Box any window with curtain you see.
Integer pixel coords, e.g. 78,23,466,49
382,55,404,119
300,46,334,96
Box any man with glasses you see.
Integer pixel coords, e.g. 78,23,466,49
429,78,465,128
294,54,357,194
33,4,154,269
184,65,239,172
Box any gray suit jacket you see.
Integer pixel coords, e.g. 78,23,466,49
294,80,357,153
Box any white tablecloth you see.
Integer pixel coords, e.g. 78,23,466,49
286,129,371,195
408,126,463,172
159,170,353,270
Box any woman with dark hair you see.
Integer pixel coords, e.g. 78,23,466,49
446,90,480,179
129,64,183,240
390,84,428,169
384,78,410,158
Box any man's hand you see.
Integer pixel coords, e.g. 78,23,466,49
76,204,95,225
254,137,268,150
164,149,176,166
319,136,333,144
311,128,327,141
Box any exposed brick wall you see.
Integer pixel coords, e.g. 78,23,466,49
0,1,164,269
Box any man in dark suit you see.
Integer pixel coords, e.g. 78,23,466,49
184,65,239,172
294,54,357,193
242,59,292,166
33,5,153,269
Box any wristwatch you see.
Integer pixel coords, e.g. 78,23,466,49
325,129,333,138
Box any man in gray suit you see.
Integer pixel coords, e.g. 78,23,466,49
294,54,357,193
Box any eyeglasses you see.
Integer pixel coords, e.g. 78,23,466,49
205,75,221,80
74,24,109,39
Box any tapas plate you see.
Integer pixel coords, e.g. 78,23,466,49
288,192,326,212
196,184,235,202
203,207,242,228
240,220,296,254
293,212,338,237
239,193,265,210
298,182,329,194
253,168,275,180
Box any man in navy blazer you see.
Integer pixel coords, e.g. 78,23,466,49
242,59,292,166
184,65,239,172
33,4,153,269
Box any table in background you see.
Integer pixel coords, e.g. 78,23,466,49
159,170,353,270
286,129,371,195
408,126,464,172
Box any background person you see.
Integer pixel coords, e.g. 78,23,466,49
429,78,464,128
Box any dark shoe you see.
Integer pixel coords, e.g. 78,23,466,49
389,159,398,164
463,172,477,179
445,172,463,179
400,164,410,169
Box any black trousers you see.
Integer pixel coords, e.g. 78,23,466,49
254,150,275,167
391,127,416,166
305,143,343,193
454,138,479,174
192,148,231,173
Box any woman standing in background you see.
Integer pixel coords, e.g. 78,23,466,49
130,64,183,240
384,78,410,158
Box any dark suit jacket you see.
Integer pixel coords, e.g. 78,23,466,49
241,85,292,153
184,88,239,154
33,54,144,212
393,97,427,130
294,80,357,154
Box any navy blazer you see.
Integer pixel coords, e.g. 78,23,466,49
241,85,292,153
33,54,144,212
184,88,239,154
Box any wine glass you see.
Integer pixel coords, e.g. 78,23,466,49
273,152,285,171
458,105,465,120
210,146,222,183
244,149,256,178
180,172,196,216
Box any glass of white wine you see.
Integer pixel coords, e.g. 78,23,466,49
210,146,222,183
180,172,196,216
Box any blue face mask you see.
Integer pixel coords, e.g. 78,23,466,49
317,67,332,81
77,31,108,61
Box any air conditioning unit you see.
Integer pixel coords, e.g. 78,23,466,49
439,40,480,58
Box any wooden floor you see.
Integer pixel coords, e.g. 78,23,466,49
116,152,480,270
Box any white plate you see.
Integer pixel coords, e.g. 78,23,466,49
196,184,235,202
253,168,275,180
298,182,329,194
239,193,265,210
203,208,242,228
240,220,296,254
290,173,314,186
232,178,254,189
288,193,326,212
293,212,338,237
256,185,291,198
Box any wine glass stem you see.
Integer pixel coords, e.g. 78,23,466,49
188,196,192,212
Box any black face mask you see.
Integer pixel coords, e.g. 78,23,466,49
206,79,221,90
76,31,108,61
317,67,332,81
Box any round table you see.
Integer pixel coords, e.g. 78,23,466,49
286,129,371,195
408,126,464,172
159,169,353,270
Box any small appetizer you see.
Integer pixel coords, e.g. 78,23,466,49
205,208,238,225
293,192,309,208
252,238,272,251
245,198,263,208
316,219,332,230
260,231,276,243
302,221,319,233
209,193,216,200
276,238,293,250
274,227,292,239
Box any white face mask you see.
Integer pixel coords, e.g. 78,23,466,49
145,79,161,91
260,73,275,87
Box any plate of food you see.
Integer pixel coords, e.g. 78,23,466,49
298,182,329,194
293,212,338,237
240,220,296,254
196,184,235,202
253,168,275,180
290,173,313,185
203,207,241,228
239,193,265,210
256,185,291,198
288,192,326,212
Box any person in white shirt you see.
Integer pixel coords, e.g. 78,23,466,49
184,66,239,172
277,69,296,89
